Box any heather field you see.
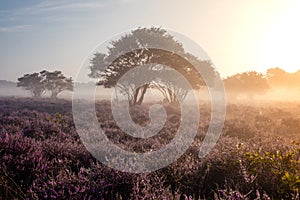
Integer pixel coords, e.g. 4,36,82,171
0,97,300,199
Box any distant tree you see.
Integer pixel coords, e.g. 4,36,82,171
224,71,269,100
292,70,300,88
223,73,242,100
40,70,73,98
266,67,300,89
89,27,216,105
17,73,45,97
17,70,73,98
266,67,290,88
240,71,269,99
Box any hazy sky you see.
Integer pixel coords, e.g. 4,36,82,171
1,0,300,82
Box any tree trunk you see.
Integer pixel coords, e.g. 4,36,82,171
51,91,59,98
33,91,41,98
136,84,148,105
114,87,119,102
129,84,149,106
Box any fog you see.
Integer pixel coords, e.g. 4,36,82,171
0,80,29,97
225,88,300,104
1,80,300,104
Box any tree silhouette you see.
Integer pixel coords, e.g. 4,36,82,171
266,67,300,89
266,67,290,88
224,71,269,100
17,73,45,97
40,70,73,98
292,70,300,88
17,70,73,98
89,27,216,105
223,73,242,101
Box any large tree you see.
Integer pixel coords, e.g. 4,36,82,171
89,27,216,105
17,73,45,97
17,70,73,98
224,71,269,100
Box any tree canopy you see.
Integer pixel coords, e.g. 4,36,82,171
89,27,216,105
224,71,269,100
17,73,45,97
40,70,73,98
17,70,73,98
266,67,300,89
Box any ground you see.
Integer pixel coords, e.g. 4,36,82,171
0,97,299,199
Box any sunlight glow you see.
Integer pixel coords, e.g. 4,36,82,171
259,0,300,73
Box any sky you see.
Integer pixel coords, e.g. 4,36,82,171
1,0,300,82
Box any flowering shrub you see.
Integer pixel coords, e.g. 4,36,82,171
241,141,300,198
0,97,300,199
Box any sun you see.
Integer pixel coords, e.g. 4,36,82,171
258,0,300,73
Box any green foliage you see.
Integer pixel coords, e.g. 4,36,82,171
242,142,300,198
